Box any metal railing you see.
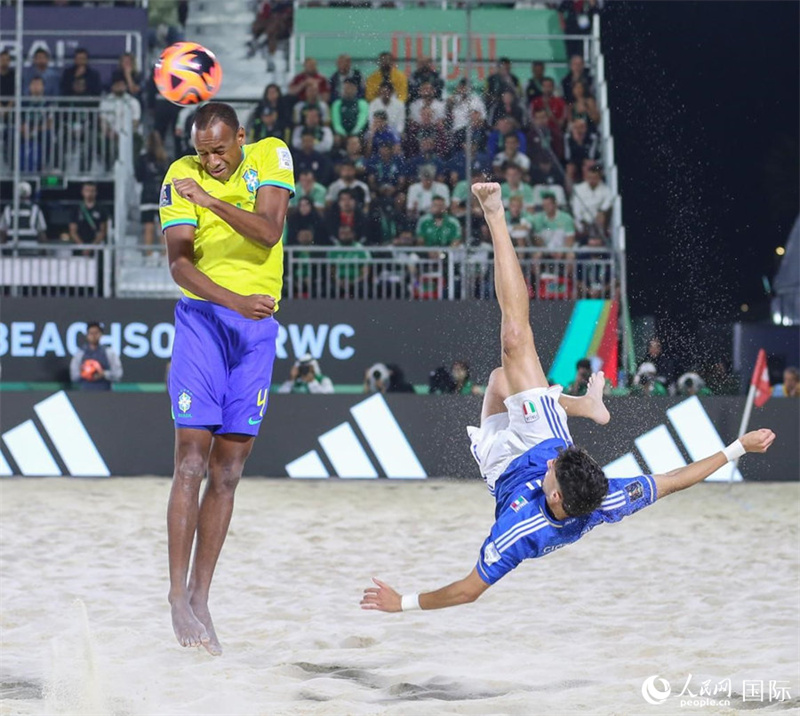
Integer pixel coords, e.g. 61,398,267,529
0,97,135,181
0,244,615,301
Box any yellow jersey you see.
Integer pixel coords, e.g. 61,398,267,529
159,137,295,306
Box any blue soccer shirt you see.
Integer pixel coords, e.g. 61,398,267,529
476,438,657,585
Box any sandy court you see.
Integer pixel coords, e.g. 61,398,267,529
0,478,798,716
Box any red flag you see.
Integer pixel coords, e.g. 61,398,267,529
751,348,771,408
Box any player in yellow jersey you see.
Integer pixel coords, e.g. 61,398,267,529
159,102,294,655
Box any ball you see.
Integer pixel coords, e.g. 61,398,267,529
80,359,103,381
154,42,222,106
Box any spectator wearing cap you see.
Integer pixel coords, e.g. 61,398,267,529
60,48,102,96
291,107,333,153
408,56,444,101
492,134,531,176
368,81,406,135
406,168,450,219
366,142,407,194
326,159,370,209
561,54,594,104
525,61,547,105
446,79,487,134
408,81,446,124
485,57,521,106
416,196,462,248
365,52,408,103
571,163,613,239
288,57,330,103
22,48,60,97
532,192,575,252
331,78,369,145
530,77,567,132
290,169,327,213
70,322,123,392
292,129,332,185
292,82,331,126
564,118,599,184
0,182,47,247
632,362,668,396
500,163,536,213
364,110,402,157
329,54,364,102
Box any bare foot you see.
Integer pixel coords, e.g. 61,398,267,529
471,182,504,216
586,371,611,425
189,597,222,656
171,598,209,649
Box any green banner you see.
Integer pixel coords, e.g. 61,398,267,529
295,8,568,88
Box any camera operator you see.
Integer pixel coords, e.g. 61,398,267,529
278,353,334,394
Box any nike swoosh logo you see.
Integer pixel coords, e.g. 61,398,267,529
248,417,263,425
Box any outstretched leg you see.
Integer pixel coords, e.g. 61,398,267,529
559,371,610,425
187,433,254,656
472,183,548,395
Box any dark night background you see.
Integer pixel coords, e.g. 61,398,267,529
601,2,799,365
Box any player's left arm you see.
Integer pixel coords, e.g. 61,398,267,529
361,568,490,613
652,428,775,500
173,180,290,248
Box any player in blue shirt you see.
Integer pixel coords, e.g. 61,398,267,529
361,183,776,613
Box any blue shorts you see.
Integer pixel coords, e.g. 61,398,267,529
168,297,279,436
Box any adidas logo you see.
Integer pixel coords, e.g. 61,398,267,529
285,393,427,479
0,391,110,477
603,396,742,482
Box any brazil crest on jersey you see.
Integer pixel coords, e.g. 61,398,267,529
159,137,295,308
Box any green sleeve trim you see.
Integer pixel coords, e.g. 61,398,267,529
258,180,295,196
161,219,198,229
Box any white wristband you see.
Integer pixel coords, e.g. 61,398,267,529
401,593,420,611
722,440,746,462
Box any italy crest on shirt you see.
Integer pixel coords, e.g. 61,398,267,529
522,399,540,423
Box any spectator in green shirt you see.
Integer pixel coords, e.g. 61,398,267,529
416,196,463,248
452,360,483,395
290,169,327,213
331,78,369,147
500,163,536,213
329,225,370,297
532,192,575,253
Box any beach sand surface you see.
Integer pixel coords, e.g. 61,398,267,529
1,478,798,716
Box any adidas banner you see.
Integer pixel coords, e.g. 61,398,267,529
0,299,572,384
0,392,797,481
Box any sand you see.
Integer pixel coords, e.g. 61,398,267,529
1,478,798,716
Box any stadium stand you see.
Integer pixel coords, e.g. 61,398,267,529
1,0,624,308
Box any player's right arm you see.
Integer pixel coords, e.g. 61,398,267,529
652,428,775,499
164,224,274,320
361,568,490,613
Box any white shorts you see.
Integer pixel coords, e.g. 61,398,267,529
467,385,573,491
